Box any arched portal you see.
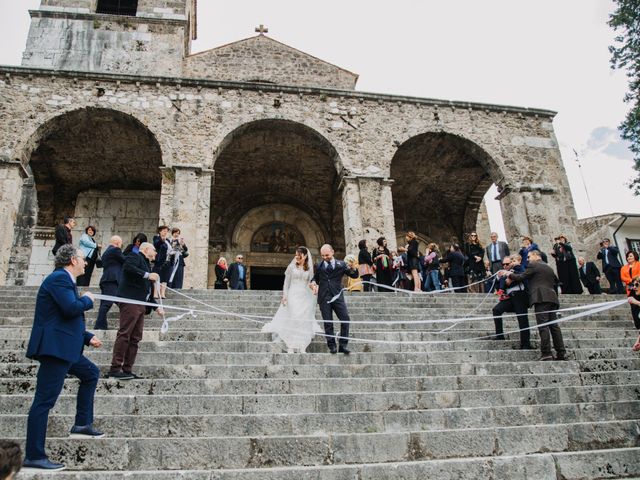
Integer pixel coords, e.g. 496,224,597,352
208,119,344,289
390,132,498,248
9,107,163,285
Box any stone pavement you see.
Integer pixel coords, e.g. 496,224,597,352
1,287,639,479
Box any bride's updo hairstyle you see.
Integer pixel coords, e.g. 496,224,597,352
296,246,310,271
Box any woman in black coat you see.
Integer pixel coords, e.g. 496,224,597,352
214,257,229,289
442,243,467,293
464,232,485,293
551,235,583,294
152,225,172,298
358,239,374,292
372,237,393,291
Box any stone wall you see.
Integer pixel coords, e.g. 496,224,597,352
184,36,359,90
22,189,160,286
0,66,579,287
22,11,187,76
39,0,195,19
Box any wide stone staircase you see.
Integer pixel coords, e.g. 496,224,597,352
1,286,639,479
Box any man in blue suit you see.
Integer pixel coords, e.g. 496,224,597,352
23,245,104,472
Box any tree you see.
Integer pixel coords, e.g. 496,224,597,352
609,0,640,195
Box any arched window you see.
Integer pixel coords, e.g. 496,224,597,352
96,0,138,16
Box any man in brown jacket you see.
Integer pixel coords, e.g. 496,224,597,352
505,249,566,361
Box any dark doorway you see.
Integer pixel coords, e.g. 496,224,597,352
250,267,285,291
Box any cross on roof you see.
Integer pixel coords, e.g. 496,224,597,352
255,24,268,35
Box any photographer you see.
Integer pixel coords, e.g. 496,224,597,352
597,238,624,294
550,235,582,294
620,251,640,351
167,228,188,289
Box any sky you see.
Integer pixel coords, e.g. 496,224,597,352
0,0,638,239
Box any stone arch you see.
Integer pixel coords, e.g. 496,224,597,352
208,118,345,288
8,107,165,285
13,106,172,168
232,204,326,254
390,131,501,248
212,117,346,175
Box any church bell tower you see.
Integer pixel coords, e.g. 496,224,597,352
21,0,197,76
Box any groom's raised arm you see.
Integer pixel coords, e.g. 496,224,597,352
344,262,358,279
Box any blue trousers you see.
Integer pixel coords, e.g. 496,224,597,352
25,355,100,460
95,281,117,329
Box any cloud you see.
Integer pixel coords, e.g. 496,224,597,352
585,126,633,160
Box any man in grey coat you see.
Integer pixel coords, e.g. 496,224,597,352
504,249,566,361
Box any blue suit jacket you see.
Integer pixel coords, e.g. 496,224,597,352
99,245,125,286
26,269,94,363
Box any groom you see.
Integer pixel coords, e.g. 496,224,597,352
311,244,358,354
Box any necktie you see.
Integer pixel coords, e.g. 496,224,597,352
493,243,498,262
326,261,333,272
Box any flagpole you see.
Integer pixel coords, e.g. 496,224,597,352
573,149,595,217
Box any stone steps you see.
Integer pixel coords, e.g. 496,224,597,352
3,384,640,415
3,370,639,395
1,289,637,478
3,400,640,437
3,358,639,380
15,449,640,479
8,419,640,470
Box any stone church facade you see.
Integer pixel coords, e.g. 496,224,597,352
0,0,579,288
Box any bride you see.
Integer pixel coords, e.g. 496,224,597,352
261,246,322,353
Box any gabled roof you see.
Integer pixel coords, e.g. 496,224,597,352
183,34,359,90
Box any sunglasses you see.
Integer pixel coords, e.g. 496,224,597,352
502,263,510,266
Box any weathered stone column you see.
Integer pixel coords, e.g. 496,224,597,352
159,165,212,289
0,161,27,286
499,184,580,253
340,175,398,254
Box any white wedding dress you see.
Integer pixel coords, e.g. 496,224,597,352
261,259,322,352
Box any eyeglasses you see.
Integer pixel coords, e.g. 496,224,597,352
502,263,510,266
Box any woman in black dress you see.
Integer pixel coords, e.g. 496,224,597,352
372,237,393,291
357,239,374,291
405,231,421,292
464,232,485,293
551,235,583,294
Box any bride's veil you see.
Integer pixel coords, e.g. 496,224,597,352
286,247,314,274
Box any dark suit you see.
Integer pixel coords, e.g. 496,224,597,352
312,259,358,349
579,261,602,294
510,260,566,358
52,224,72,255
492,264,530,347
227,262,247,290
110,251,155,374
95,245,125,329
597,246,624,294
25,269,97,461
486,241,510,274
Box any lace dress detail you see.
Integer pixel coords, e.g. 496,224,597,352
261,263,321,351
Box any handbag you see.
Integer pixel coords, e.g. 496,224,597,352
358,264,374,276
95,249,103,268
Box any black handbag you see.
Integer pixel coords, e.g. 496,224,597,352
95,249,103,269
